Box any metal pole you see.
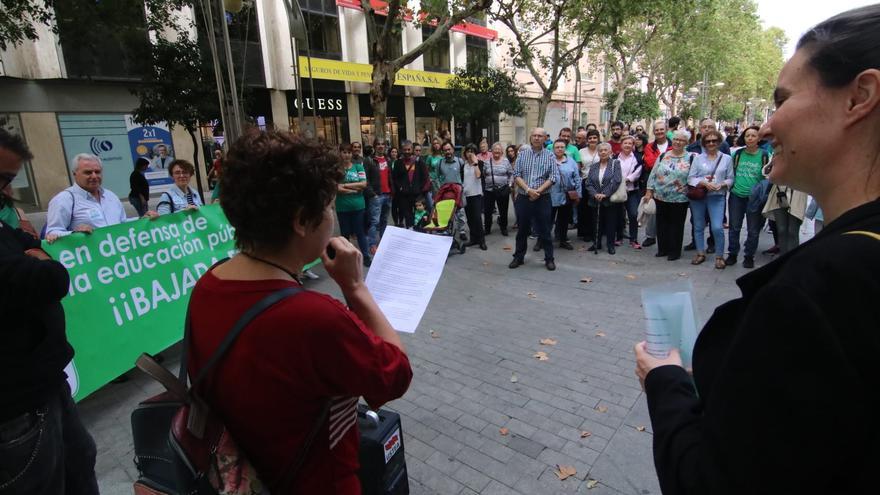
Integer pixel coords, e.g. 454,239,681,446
217,0,243,143
200,0,231,146
283,0,308,132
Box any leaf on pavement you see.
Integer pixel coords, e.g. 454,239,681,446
499,427,509,436
502,245,513,251
554,465,577,481
678,272,689,277
577,246,588,252
595,405,608,413
510,373,518,383
533,351,549,361
430,330,439,339
539,338,557,346
579,277,593,283
595,331,606,338
482,261,489,266
625,273,638,280
527,291,537,299
580,430,592,438
586,479,600,489
636,425,647,432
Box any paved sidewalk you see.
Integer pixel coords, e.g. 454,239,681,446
79,222,785,494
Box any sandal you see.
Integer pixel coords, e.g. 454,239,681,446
714,257,726,270
691,254,706,265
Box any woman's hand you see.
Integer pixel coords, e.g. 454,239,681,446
321,236,364,293
143,210,160,220
185,205,199,211
642,191,653,202
634,341,683,390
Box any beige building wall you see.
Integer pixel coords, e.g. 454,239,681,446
20,112,70,205
170,125,209,193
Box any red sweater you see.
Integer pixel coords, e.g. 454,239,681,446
188,272,412,494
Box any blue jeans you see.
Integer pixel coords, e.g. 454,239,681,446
514,194,554,262
625,190,641,242
690,194,726,254
367,194,392,249
337,209,370,259
0,385,98,495
728,193,765,257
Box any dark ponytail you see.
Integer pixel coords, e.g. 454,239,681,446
797,4,880,88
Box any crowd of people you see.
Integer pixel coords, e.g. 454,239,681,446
339,114,804,272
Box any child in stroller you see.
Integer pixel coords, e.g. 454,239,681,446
422,183,469,254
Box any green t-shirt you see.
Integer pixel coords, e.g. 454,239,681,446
336,162,367,212
425,154,443,189
0,205,20,229
732,149,766,198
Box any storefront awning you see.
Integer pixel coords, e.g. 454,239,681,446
297,56,453,89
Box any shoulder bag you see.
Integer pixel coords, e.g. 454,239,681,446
610,160,628,203
686,154,719,201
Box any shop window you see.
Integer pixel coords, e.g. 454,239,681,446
0,114,39,211
360,117,400,149
421,27,450,73
297,0,342,60
368,15,403,63
223,5,266,86
55,1,150,81
290,116,347,145
466,35,489,69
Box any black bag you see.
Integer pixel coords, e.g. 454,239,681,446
131,286,330,495
356,404,410,495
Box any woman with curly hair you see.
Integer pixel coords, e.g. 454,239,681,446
187,130,412,494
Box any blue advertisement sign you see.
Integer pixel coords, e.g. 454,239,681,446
126,116,175,194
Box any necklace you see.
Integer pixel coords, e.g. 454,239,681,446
243,252,301,283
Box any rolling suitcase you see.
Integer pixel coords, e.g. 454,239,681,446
357,404,409,495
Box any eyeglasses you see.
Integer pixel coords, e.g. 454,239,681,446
703,139,720,144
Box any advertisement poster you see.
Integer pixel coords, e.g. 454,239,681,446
125,115,175,194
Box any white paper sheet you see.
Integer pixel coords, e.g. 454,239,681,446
365,226,453,333
642,281,701,368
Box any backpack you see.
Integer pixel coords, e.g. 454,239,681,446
131,285,330,495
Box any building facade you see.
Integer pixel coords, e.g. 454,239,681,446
0,0,496,211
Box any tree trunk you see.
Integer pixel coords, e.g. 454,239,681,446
188,129,205,201
370,61,396,143
536,92,553,127
610,82,627,123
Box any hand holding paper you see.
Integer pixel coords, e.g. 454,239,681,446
641,281,701,369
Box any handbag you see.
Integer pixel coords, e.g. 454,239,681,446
131,286,330,495
566,190,580,203
686,155,722,201
608,160,629,203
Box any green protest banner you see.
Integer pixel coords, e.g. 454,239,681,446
42,205,237,401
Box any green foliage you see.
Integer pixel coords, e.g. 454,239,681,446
426,64,525,126
0,0,54,50
603,89,661,123
716,101,743,122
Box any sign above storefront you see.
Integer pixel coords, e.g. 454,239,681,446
334,0,498,40
297,56,454,89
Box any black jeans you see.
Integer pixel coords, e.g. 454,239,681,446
514,194,553,262
593,202,619,247
0,385,98,495
655,199,689,257
483,188,510,232
552,202,573,243
464,194,485,244
396,194,417,229
577,180,596,241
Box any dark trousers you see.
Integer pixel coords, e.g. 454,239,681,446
552,203,573,243
577,181,596,241
514,194,553,262
337,209,371,258
483,188,510,233
129,195,147,217
593,202,619,247
0,385,98,495
655,199,689,257
391,195,402,227
465,194,485,244
396,194,417,229
727,193,765,257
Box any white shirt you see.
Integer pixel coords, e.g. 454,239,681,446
656,141,669,154
157,185,203,215
598,164,607,183
45,183,128,237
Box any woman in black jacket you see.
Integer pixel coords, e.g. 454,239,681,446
635,6,880,493
585,143,622,254
391,140,428,229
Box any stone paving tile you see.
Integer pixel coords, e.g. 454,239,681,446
80,219,776,493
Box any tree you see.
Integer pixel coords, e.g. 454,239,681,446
362,0,492,142
425,64,525,141
492,0,627,126
602,88,660,124
0,0,53,51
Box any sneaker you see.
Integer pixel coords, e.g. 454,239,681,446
559,241,574,250
743,256,755,269
509,259,523,269
763,245,780,255
684,242,696,251
642,237,656,247
545,260,556,271
630,241,642,250
724,255,738,266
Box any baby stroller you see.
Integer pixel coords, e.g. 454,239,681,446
424,183,469,254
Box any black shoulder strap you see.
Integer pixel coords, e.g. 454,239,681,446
159,192,175,213
733,148,744,172
67,190,76,230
